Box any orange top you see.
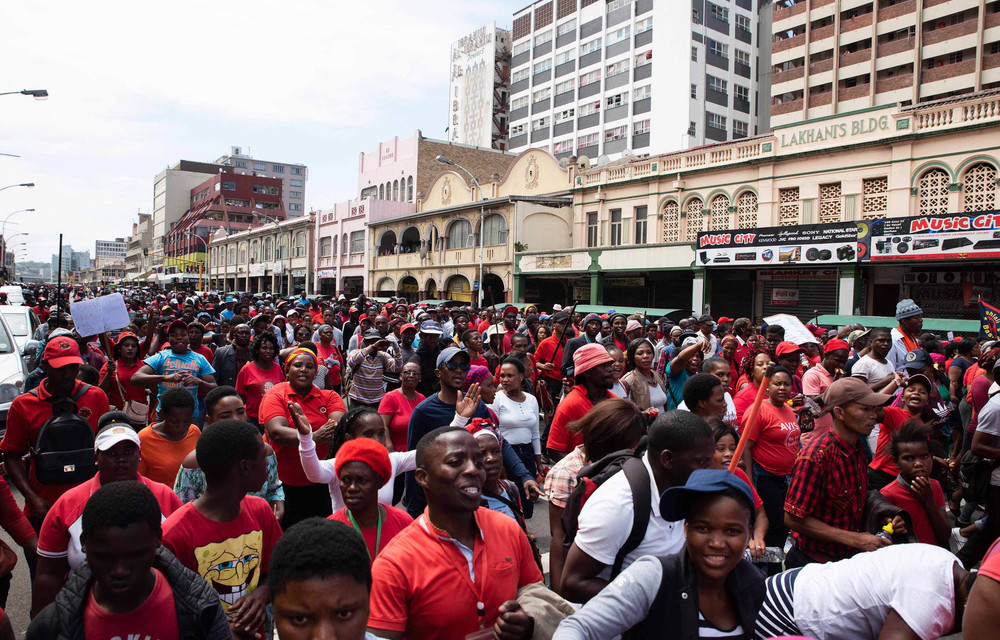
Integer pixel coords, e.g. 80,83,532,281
137,424,201,487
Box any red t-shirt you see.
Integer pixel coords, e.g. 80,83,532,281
162,496,282,615
329,505,413,562
732,467,764,511
547,386,615,453
880,476,945,546
746,401,800,476
316,343,343,386
99,360,148,409
980,537,1000,582
870,406,917,476
258,382,346,486
733,383,763,429
0,380,110,516
38,474,181,570
84,568,178,640
534,335,566,381
235,362,285,419
377,390,425,452
368,508,543,639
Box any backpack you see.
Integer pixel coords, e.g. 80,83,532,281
29,384,98,485
561,447,651,580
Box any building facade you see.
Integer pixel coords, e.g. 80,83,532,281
769,0,1000,127
207,213,314,296
516,91,1000,320
506,0,762,161
449,23,512,151
125,214,153,281
94,239,127,263
215,146,308,217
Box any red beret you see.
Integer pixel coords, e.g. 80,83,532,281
334,438,392,484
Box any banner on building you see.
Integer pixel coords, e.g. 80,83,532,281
980,300,1000,340
866,211,1000,262
696,221,864,267
770,288,799,306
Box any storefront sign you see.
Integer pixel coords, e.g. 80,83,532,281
604,277,645,287
867,211,1000,262
317,268,336,279
573,285,591,300
248,264,265,277
292,269,306,278
759,269,838,281
697,222,861,267
770,288,799,306
779,115,890,149
272,261,284,274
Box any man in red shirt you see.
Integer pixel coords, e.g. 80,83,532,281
0,337,110,540
368,427,542,640
546,343,616,461
535,311,571,411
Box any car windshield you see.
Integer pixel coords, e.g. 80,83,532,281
0,310,27,337
0,317,16,354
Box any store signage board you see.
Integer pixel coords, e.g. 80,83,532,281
697,222,862,267
771,288,800,306
867,211,1000,262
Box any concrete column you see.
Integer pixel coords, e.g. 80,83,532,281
838,265,857,315
692,269,706,315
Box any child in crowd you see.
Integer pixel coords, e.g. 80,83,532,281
880,422,950,547
137,387,200,487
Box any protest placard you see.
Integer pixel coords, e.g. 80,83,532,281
69,294,131,337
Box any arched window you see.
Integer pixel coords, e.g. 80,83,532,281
482,214,508,246
228,247,236,263
407,176,414,201
263,237,273,260
737,191,758,229
342,233,348,255
400,227,420,253
250,240,259,262
962,163,998,212
379,184,384,200
709,195,731,231
684,198,704,241
239,242,247,263
918,168,950,215
393,180,399,201
294,232,306,257
446,219,473,249
661,201,679,242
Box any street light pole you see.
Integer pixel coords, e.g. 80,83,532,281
0,89,48,100
1,209,34,269
0,183,34,194
435,155,487,307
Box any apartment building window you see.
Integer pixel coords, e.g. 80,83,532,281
556,78,575,95
607,0,632,11
587,212,599,247
257,202,280,210
818,183,842,223
710,3,729,22
555,107,576,123
350,231,365,254
690,84,698,98
273,165,285,173
734,120,748,137
580,71,601,90
234,160,247,168
778,187,801,225
533,87,552,102
736,49,750,66
605,125,628,141
634,50,652,66
580,38,602,55
513,68,530,83
634,206,648,244
553,139,574,154
290,190,302,199
606,92,628,108
512,123,527,135
735,84,749,101
633,119,650,135
736,14,751,30
636,16,653,34
533,58,553,74
320,237,332,257
532,116,550,131
557,19,577,36
607,25,631,46
290,167,302,176
607,59,629,77
289,203,303,211
535,30,553,46
693,8,701,22
579,132,600,148
860,178,888,219
556,49,576,65
691,46,698,61
708,75,728,94
610,209,623,246
579,101,601,116
689,121,697,135
290,179,303,187
511,95,529,110
222,181,236,191
513,41,530,56
253,162,267,171
708,113,727,130
708,39,729,59
633,85,651,100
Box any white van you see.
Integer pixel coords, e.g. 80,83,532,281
0,286,24,306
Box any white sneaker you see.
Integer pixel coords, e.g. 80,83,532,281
950,527,968,552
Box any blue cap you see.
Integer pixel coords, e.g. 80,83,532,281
436,346,469,368
419,320,444,335
659,469,756,524
225,296,235,303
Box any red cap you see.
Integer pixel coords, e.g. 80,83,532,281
43,336,84,368
334,438,391,483
400,323,417,333
775,341,804,357
718,316,733,323
825,338,850,353
115,331,139,346
166,319,188,334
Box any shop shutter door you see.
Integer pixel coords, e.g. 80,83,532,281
709,271,755,319
761,277,837,322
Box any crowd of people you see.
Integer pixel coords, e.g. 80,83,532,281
0,284,996,639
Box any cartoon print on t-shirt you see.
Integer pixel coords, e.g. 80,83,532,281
195,530,262,609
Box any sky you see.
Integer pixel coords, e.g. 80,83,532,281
1,0,524,264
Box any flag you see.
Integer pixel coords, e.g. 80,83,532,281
979,300,1000,340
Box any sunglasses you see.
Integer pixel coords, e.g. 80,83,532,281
442,360,471,372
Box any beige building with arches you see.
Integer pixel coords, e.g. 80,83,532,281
367,149,574,303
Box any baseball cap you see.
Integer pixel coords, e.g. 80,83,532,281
659,469,756,524
846,328,871,347
824,339,849,353
552,311,570,324
698,314,714,324
718,316,733,324
502,305,518,317
903,348,932,370
43,336,85,368
819,377,894,413
903,373,933,393
775,341,804,357
95,424,141,452
400,323,417,334
362,329,381,341
419,320,444,335
166,319,188,334
436,347,470,368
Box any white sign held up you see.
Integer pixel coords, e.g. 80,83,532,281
762,313,819,345
69,294,131,337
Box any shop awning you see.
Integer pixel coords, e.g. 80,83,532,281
816,314,981,334
573,305,693,321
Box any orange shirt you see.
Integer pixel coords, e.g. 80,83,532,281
258,382,346,486
368,508,543,639
137,424,200,487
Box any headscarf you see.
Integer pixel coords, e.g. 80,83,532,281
465,417,503,445
721,334,738,347
463,365,491,392
285,347,318,368
334,438,392,483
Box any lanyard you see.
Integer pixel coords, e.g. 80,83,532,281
421,515,488,620
347,506,383,563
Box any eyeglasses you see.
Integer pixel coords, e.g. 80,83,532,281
400,370,421,377
442,361,471,372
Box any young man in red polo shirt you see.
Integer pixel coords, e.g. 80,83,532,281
368,427,542,640
546,343,615,462
0,336,110,572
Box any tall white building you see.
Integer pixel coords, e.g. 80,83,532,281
507,0,762,161
94,239,127,261
215,147,308,217
448,23,512,150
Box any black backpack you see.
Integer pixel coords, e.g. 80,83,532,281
561,447,651,579
29,384,98,485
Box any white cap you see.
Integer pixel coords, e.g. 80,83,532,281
95,424,141,452
552,304,563,311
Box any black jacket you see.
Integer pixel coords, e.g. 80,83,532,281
212,344,242,389
631,549,765,640
560,334,601,377
28,546,234,640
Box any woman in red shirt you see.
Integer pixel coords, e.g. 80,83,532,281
377,361,425,453
740,366,800,552
98,331,150,429
720,335,739,393
236,332,285,431
734,352,773,425
315,325,343,392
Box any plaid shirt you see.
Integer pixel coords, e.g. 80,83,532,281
784,428,868,562
543,446,587,509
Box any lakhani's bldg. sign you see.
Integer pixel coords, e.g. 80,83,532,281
776,106,908,152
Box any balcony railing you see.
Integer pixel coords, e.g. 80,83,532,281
839,48,872,68
773,66,806,84
774,0,808,22
772,33,806,53
877,37,914,57
839,82,872,100
809,58,835,74
876,73,914,93
771,98,804,115
810,90,834,105
878,0,915,21
923,19,977,46
841,12,874,32
922,58,976,83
